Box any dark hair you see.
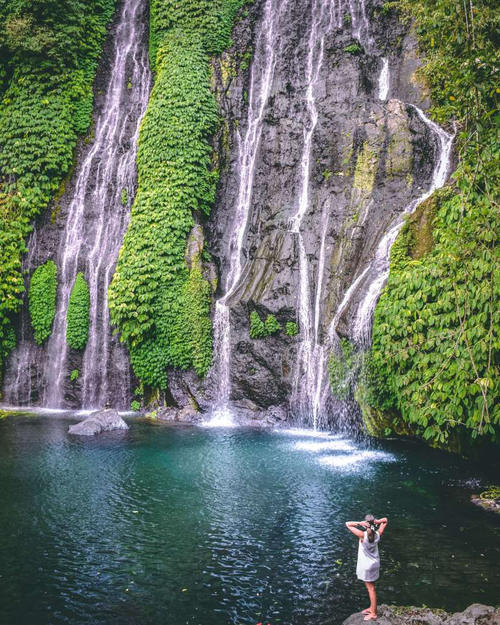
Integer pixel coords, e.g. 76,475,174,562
365,514,377,543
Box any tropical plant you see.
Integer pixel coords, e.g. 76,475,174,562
66,272,90,350
28,260,57,344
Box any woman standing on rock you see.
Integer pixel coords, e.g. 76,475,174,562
345,514,388,621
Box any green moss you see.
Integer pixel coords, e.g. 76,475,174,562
130,400,141,411
285,321,298,337
344,43,363,55
66,272,90,350
109,0,245,390
352,141,378,195
386,127,413,177
28,260,57,344
0,0,115,378
70,369,79,381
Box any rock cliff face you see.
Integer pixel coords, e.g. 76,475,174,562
174,0,443,425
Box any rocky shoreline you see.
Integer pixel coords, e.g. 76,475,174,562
343,604,500,625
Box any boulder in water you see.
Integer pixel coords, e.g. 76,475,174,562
68,409,129,436
342,604,500,625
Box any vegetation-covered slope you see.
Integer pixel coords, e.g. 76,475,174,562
108,0,244,390
362,0,499,448
0,0,115,376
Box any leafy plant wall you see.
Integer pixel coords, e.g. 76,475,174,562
108,0,245,389
362,0,499,447
0,0,115,377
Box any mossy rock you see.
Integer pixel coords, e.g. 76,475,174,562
355,383,413,438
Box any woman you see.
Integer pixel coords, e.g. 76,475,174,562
345,514,388,621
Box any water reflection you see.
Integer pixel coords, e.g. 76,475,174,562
0,415,498,625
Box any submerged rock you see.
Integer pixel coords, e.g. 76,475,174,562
471,486,500,515
342,604,500,625
68,409,129,436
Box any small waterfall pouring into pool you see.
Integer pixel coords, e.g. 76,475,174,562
207,0,289,426
289,0,339,429
3,0,151,409
306,54,454,425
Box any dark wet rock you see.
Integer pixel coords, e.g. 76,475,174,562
179,0,442,422
68,409,129,436
343,604,500,625
156,405,202,424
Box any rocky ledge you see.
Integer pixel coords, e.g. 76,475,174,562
68,409,129,436
343,604,499,625
471,486,500,515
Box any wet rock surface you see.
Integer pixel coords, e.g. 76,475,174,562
68,409,129,436
343,604,500,625
185,0,442,422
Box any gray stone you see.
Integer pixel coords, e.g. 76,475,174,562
342,604,500,625
68,409,129,436
156,405,201,424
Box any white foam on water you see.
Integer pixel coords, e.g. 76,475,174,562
294,440,355,452
201,408,238,428
276,427,340,439
319,450,395,470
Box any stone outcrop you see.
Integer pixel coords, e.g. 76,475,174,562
343,604,500,625
179,0,441,424
68,409,129,436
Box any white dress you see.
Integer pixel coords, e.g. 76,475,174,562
356,530,380,582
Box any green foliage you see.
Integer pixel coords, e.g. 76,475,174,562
109,0,245,389
0,0,115,376
285,321,298,337
249,311,266,339
264,314,281,335
28,260,57,344
328,338,361,400
70,368,79,381
130,400,141,411
121,188,128,206
367,0,499,446
344,43,363,55
249,311,281,339
66,272,90,350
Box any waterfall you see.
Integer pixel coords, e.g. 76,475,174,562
308,58,453,422
208,0,287,425
3,0,151,409
289,0,338,429
378,58,390,101
352,106,454,346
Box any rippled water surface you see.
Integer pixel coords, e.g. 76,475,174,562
0,413,499,625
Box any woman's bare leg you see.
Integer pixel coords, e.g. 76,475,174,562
364,582,377,617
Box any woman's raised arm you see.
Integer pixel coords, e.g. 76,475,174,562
345,521,365,538
375,517,388,536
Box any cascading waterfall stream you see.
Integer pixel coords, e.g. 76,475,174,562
208,0,286,425
310,60,454,421
289,0,338,429
352,106,454,346
3,0,151,409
